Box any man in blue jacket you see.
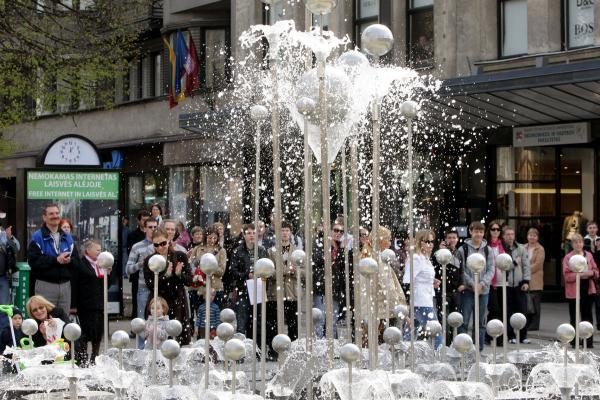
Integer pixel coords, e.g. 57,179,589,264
27,204,75,312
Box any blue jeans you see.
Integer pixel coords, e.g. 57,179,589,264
313,294,339,339
0,276,10,305
459,290,489,351
137,285,150,349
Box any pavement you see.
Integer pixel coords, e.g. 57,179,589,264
106,300,600,354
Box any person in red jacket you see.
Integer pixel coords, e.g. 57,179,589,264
563,233,599,348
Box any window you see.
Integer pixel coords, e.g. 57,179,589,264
355,0,379,47
565,0,595,48
500,0,528,57
408,0,434,68
154,53,162,97
203,29,228,91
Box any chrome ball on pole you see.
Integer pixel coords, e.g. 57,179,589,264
255,257,275,398
359,257,378,371
200,252,219,390
340,343,361,400
569,254,588,363
434,248,452,360
97,251,114,355
466,252,486,383
111,330,130,370
224,338,246,395
447,312,463,339
495,252,513,361
160,339,181,388
485,319,504,365
148,253,167,380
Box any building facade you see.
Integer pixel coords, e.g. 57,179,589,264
2,0,599,295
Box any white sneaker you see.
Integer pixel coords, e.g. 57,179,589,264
509,338,517,344
522,338,532,344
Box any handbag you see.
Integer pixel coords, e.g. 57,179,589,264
525,292,536,315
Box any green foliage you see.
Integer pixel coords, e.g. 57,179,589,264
0,0,158,132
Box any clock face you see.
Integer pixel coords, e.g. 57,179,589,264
59,139,81,163
43,135,101,166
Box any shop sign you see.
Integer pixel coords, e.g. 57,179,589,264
27,171,119,200
569,0,595,48
513,122,590,147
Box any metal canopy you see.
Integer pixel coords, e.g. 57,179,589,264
432,59,600,130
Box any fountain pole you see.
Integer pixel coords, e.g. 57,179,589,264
297,98,314,352
103,272,108,354
358,257,378,370
203,278,212,389
254,258,275,398
575,270,581,361
270,38,285,335
502,279,508,360
370,66,381,367
400,101,418,371
351,137,361,347
474,271,481,382
250,104,268,393
342,149,352,342
152,272,159,378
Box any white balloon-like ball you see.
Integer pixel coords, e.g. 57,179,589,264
272,334,292,354
200,253,219,276
510,313,527,330
97,251,115,270
250,105,269,121
453,333,473,354
435,249,453,266
148,254,167,273
254,258,275,279
224,338,246,361
160,339,181,360
568,254,588,273
305,0,337,15
166,319,183,337
216,322,235,342
447,312,464,328
400,100,419,119
579,321,594,339
426,320,442,336
21,319,38,336
381,249,396,265
495,253,513,272
466,253,486,273
556,323,575,344
111,330,130,349
486,319,504,338
361,24,394,57
130,318,146,335
63,323,81,342
339,343,361,363
383,326,402,345
359,257,378,277
290,249,306,268
220,308,236,324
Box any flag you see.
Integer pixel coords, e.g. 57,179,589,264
162,36,178,108
174,30,189,102
185,32,200,97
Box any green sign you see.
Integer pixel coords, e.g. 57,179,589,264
27,171,119,200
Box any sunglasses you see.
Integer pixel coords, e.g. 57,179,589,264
333,228,344,233
153,241,168,248
423,240,435,245
490,228,501,232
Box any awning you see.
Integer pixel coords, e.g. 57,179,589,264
431,59,600,130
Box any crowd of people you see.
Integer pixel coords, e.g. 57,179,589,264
2,202,600,367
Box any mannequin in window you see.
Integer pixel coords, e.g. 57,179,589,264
563,211,587,253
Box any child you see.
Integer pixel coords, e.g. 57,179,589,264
0,309,25,353
195,289,221,339
145,297,170,348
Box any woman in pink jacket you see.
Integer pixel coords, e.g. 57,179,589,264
562,233,599,348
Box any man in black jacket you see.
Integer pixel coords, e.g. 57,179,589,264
229,223,268,337
127,210,150,319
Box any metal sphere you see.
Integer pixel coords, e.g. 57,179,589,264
200,253,219,276
568,254,588,273
400,100,419,119
510,313,527,330
160,339,181,360
220,308,236,324
224,338,246,361
166,319,183,337
381,249,397,265
63,323,82,342
250,105,269,121
111,330,130,349
579,321,595,339
426,320,442,336
21,319,38,336
291,249,306,268
216,322,235,342
233,332,246,341
148,254,167,273
297,67,352,126
312,308,323,324
296,97,317,116
272,334,292,354
305,0,337,15
466,253,486,274
337,50,369,69
495,253,513,272
447,312,464,328
255,258,275,279
97,251,115,270
383,326,403,346
130,318,146,335
358,257,378,277
361,24,394,57
434,249,453,266
486,319,504,338
556,323,576,344
452,333,474,354
339,343,361,364
394,304,409,320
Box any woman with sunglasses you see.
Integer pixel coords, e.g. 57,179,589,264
26,295,70,348
143,228,193,344
402,229,442,348
485,221,505,344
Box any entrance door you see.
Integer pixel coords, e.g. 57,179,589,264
495,146,596,291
